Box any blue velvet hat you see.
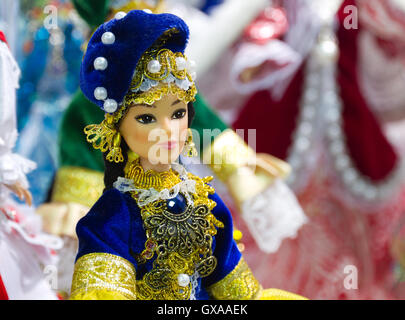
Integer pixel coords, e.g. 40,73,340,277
80,9,191,114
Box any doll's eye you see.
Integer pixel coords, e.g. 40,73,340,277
172,109,187,120
136,114,156,124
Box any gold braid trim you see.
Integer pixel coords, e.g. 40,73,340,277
51,166,104,208
125,158,182,191
208,258,262,300
70,253,136,300
124,82,197,108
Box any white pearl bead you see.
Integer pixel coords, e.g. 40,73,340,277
364,187,378,200
190,71,197,81
176,57,187,71
94,57,108,71
177,273,190,287
302,105,316,120
315,39,339,65
335,155,350,171
115,11,126,20
295,137,310,152
297,122,312,136
327,124,341,139
103,99,118,113
101,32,115,45
94,87,107,100
147,60,161,74
143,9,152,14
329,140,344,155
303,88,317,103
343,168,357,184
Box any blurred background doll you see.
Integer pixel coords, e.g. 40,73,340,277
36,0,307,296
69,9,306,300
0,30,62,300
195,0,405,299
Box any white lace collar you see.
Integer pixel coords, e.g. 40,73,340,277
113,162,196,207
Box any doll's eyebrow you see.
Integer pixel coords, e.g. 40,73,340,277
171,99,181,106
136,103,156,108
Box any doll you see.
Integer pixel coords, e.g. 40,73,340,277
196,0,405,299
0,30,62,300
38,0,305,296
69,9,305,300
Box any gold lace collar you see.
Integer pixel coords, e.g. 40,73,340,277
124,158,182,191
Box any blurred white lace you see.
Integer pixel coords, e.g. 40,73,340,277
241,179,308,253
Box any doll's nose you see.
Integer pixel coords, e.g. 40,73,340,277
161,117,174,137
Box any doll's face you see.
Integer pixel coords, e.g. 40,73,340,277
119,93,189,166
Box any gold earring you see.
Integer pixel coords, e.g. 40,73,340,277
106,131,124,163
84,114,124,163
182,129,198,158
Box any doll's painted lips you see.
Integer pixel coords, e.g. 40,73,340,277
159,141,177,150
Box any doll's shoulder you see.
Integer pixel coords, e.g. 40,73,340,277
77,188,139,230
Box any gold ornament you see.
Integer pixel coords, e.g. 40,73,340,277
106,131,124,163
84,114,124,163
124,159,223,300
182,128,198,157
124,48,197,109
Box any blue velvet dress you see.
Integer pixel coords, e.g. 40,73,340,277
69,164,259,300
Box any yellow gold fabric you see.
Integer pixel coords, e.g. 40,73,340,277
259,288,308,300
70,253,137,300
208,258,262,300
202,129,292,183
202,129,257,183
51,166,104,208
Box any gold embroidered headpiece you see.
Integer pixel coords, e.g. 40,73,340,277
82,10,196,163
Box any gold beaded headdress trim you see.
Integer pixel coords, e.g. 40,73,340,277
124,48,197,109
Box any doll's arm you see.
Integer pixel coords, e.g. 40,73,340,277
203,192,306,300
69,189,138,300
70,252,136,300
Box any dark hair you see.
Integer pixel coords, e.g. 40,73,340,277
103,101,195,191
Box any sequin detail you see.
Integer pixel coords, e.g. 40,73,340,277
208,258,262,300
70,253,136,300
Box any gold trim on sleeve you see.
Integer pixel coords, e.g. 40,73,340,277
51,166,104,208
70,253,137,300
207,258,262,300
